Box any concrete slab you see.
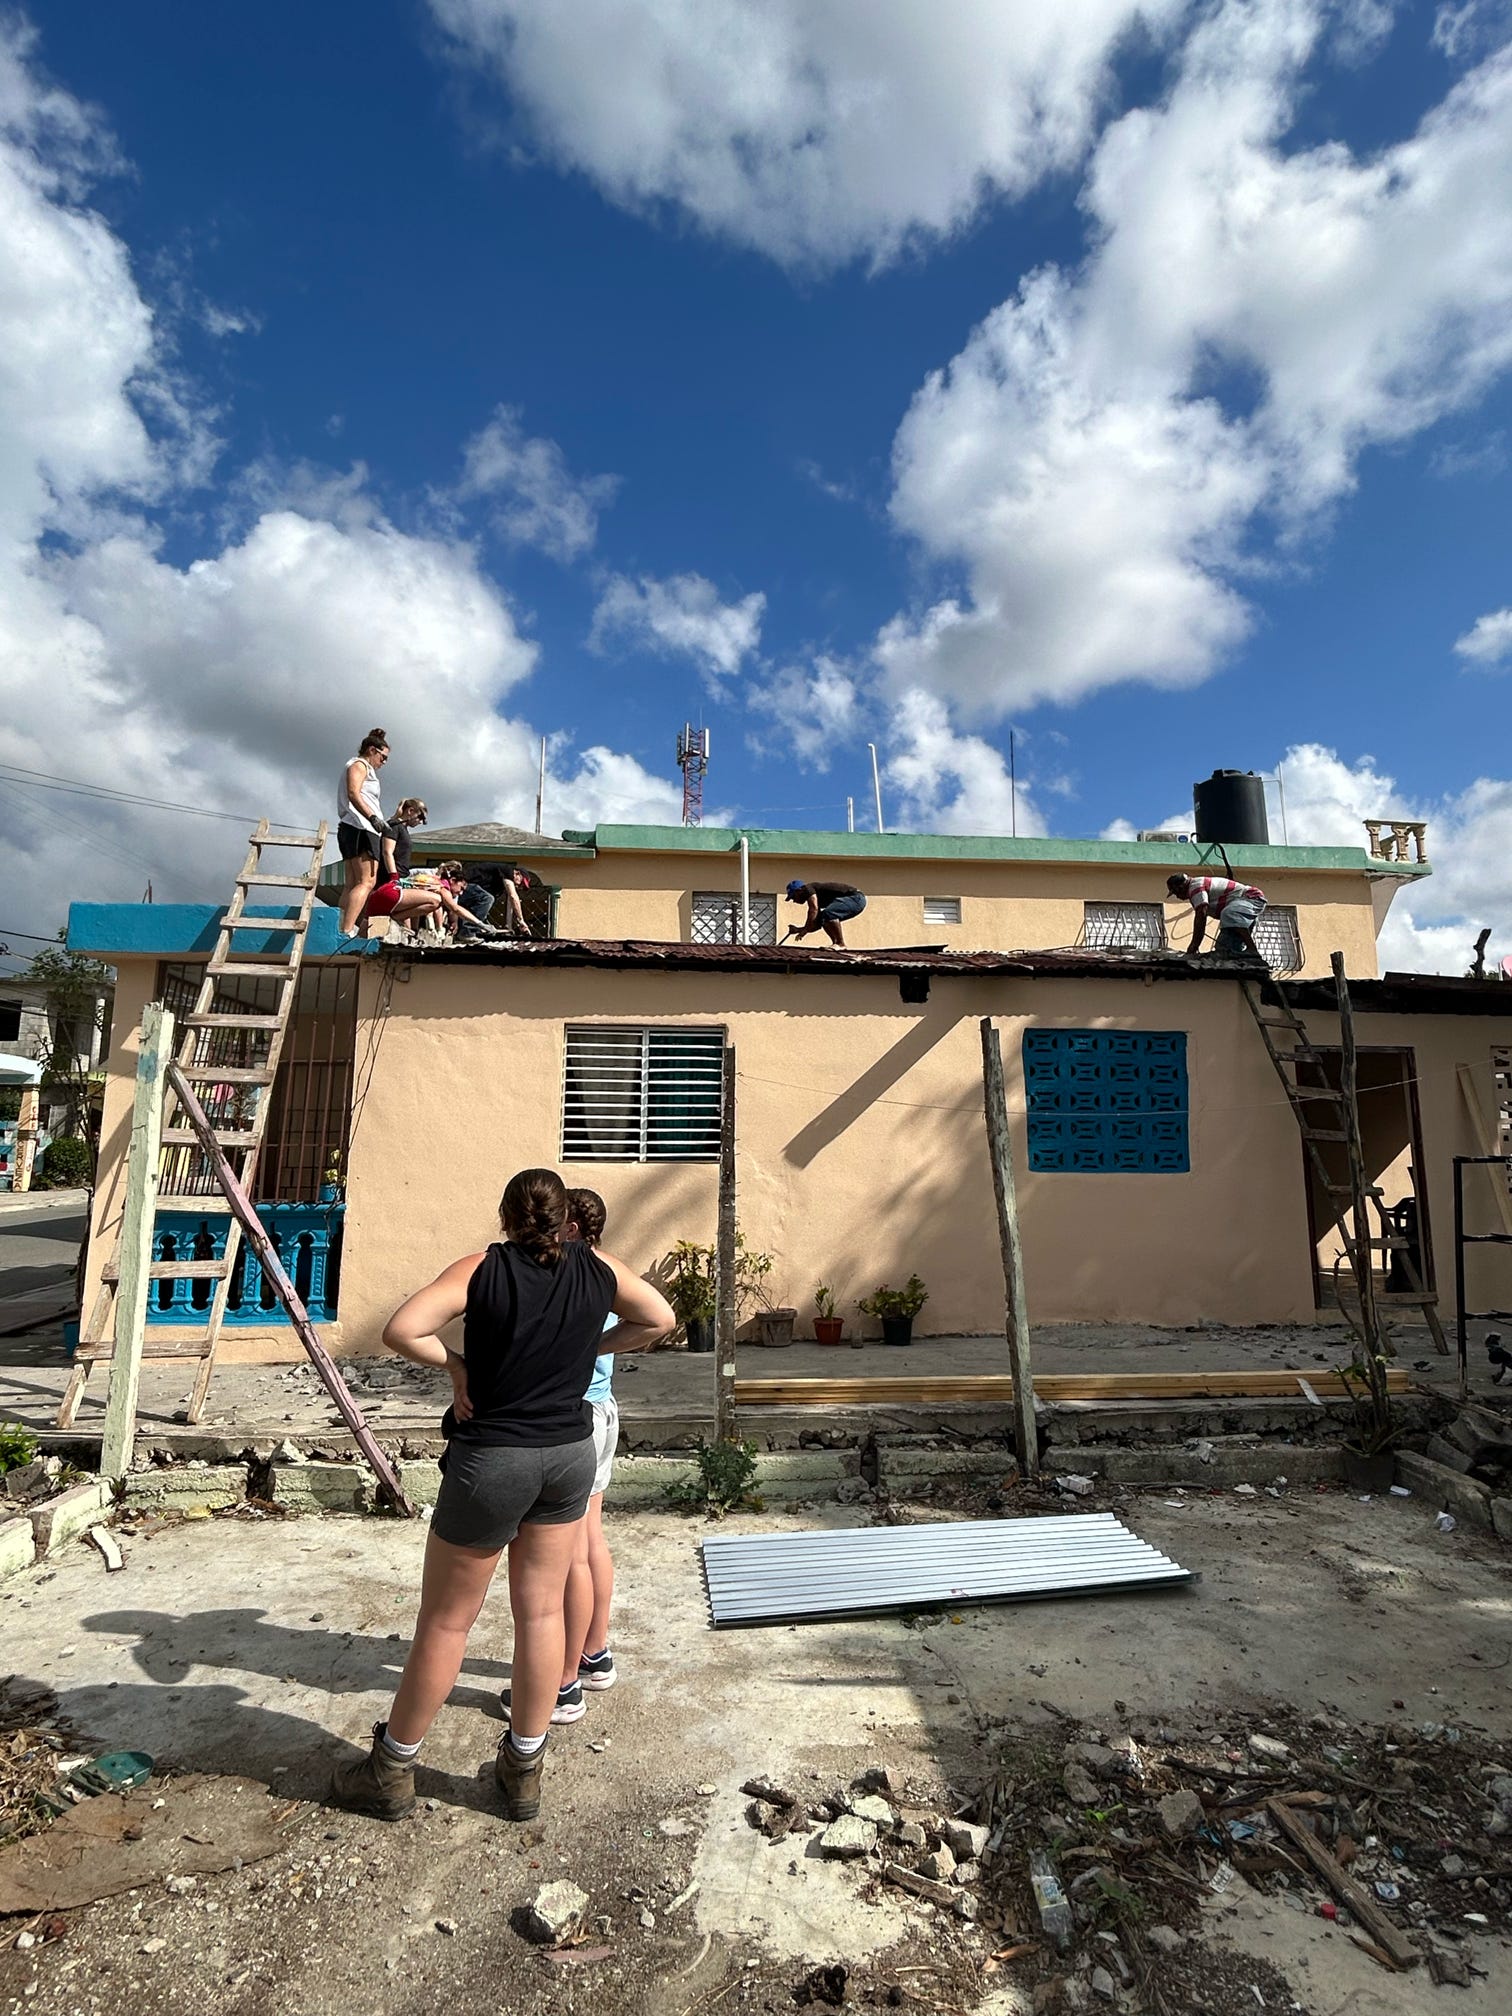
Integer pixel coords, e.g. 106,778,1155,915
122,1465,248,1512
1394,1449,1499,1531
0,1512,35,1578
266,1460,374,1514
29,1477,113,1555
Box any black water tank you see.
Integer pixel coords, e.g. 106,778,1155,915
1193,769,1269,846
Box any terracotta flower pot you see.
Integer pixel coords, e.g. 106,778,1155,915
814,1317,844,1345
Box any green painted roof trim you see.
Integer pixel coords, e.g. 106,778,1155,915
559,824,1431,878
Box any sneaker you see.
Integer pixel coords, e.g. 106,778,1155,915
578,1649,617,1692
328,1722,416,1821
495,1733,548,1820
499,1681,587,1726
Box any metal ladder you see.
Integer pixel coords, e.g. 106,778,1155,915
1242,982,1449,1356
59,820,330,1428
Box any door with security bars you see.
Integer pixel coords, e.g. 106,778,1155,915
561,1025,725,1161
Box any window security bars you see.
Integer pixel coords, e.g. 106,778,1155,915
562,1025,725,1161
1023,1029,1190,1173
1253,905,1303,976
690,892,778,946
1082,902,1169,952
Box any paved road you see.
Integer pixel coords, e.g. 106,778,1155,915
0,1198,86,1299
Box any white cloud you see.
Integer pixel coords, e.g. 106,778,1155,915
457,404,619,561
744,658,859,770
1433,2,1512,61
0,31,679,935
427,0,1189,270
885,689,1045,837
878,1,1512,719
590,570,765,680
1454,606,1512,664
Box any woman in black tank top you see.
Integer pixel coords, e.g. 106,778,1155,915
330,1168,674,1824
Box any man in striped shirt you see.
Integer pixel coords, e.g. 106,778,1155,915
1167,872,1267,958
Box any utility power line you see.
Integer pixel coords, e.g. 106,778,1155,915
0,760,271,824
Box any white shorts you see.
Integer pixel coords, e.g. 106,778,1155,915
590,1395,619,1497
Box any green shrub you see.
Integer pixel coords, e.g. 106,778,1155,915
35,1136,92,1190
665,1438,762,1517
0,1420,38,1476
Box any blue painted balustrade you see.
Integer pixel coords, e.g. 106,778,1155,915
148,1203,343,1325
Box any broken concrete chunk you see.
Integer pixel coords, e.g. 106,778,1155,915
1063,1763,1100,1807
1157,1789,1205,1840
853,1766,893,1796
1090,1966,1116,2002
86,1525,124,1572
952,1861,980,1886
955,1893,979,1922
850,1794,894,1828
523,1881,589,1945
919,1845,956,1883
1056,1474,1096,1497
1065,1741,1117,1780
819,1815,875,1859
944,1820,989,1861
1147,1926,1183,1954
895,1821,926,1850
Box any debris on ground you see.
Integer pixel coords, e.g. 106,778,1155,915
0,1774,297,1912
520,1880,588,1946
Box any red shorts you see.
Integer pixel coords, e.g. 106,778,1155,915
366,880,402,917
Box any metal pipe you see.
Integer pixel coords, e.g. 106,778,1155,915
534,735,547,833
739,834,750,945
868,744,884,833
1010,730,1017,839
846,797,854,833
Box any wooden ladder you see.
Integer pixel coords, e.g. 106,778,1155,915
1242,981,1449,1356
59,820,330,1428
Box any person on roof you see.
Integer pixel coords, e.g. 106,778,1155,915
1167,872,1267,959
785,878,867,947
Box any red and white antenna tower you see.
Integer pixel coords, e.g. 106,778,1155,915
677,724,710,827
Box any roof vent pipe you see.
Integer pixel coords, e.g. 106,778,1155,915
739,835,750,945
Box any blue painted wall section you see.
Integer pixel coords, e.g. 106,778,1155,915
148,1204,343,1325
67,904,380,960
1023,1029,1190,1173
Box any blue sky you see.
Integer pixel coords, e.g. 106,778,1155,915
4,1,1512,969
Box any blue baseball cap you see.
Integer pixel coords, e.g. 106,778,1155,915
786,879,807,898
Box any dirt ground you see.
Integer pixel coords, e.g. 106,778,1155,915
0,1484,1508,2016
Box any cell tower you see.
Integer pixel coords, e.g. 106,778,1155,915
677,724,711,827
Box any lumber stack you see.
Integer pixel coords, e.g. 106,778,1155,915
732,1369,1412,1407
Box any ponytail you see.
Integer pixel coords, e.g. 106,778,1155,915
501,1167,568,1268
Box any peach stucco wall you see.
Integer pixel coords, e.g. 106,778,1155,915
540,851,1382,981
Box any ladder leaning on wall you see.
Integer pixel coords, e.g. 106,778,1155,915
1241,980,1449,1357
58,820,330,1429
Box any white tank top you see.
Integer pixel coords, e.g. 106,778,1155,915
339,756,382,832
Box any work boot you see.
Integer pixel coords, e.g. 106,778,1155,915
495,1733,548,1820
329,1723,417,1821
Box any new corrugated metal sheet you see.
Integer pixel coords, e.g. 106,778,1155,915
699,1514,1195,1627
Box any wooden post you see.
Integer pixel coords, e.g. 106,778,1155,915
715,1044,738,1446
1332,952,1392,1439
980,1018,1038,1479
13,1082,40,1193
166,1060,416,1516
100,1004,172,1479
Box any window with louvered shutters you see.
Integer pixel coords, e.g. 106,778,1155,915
562,1025,725,1161
1022,1029,1190,1173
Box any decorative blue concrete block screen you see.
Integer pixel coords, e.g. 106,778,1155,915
1022,1030,1189,1174
148,1204,343,1325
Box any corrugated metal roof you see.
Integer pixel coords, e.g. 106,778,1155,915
395,937,1257,982
699,1513,1196,1627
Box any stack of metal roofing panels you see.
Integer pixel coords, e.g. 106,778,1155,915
699,1513,1195,1628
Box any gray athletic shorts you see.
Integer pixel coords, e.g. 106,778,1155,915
590,1395,619,1497
432,1437,595,1551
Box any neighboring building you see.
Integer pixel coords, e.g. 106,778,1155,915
0,972,113,1137
319,818,1433,981
67,811,1512,1364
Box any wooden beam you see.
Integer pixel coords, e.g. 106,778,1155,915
165,1060,416,1517
100,1003,173,1479
1265,1799,1418,1970
733,1368,1412,1406
1334,950,1394,1430
715,1044,738,1446
980,1018,1037,1478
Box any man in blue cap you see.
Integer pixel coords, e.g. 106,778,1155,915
784,877,867,947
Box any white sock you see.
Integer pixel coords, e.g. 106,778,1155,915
509,1730,547,1758
381,1727,421,1761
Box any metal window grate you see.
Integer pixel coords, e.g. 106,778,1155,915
923,896,962,926
699,1514,1195,1626
690,892,777,946
1253,905,1303,975
1083,902,1168,951
1023,1028,1190,1173
562,1024,725,1162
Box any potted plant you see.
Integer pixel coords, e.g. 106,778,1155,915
1337,1352,1400,1493
860,1274,928,1348
320,1148,344,1204
813,1285,844,1346
667,1240,717,1353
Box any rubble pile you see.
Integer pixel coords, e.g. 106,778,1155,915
1426,1403,1512,1491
